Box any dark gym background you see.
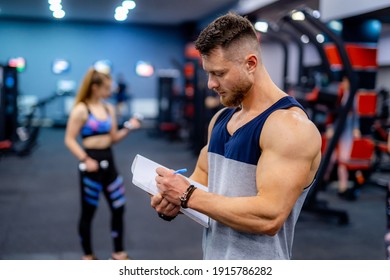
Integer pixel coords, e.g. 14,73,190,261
0,127,386,259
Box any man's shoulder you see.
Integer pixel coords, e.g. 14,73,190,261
269,106,311,127
262,108,321,151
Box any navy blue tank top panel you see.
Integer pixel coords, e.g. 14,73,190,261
208,96,306,165
81,104,112,139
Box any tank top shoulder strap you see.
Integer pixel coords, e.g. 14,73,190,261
264,96,307,118
81,101,91,114
103,103,110,115
215,107,238,125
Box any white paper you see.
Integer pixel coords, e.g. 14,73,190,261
131,154,209,227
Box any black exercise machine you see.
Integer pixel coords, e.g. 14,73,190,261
281,7,361,224
257,23,290,92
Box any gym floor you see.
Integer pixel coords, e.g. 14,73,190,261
0,127,388,260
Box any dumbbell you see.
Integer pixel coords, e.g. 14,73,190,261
79,160,109,172
123,113,144,130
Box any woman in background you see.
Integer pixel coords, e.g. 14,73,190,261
65,67,141,260
325,77,362,200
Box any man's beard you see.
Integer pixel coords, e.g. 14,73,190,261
220,79,252,107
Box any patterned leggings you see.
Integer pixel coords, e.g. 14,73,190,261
78,148,126,255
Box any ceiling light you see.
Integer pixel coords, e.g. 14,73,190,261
328,20,343,32
316,34,325,43
115,6,129,15
291,10,305,21
49,3,62,12
123,0,136,10
53,10,65,19
254,21,269,33
48,0,61,4
312,10,321,18
300,35,309,44
114,1,136,22
115,13,127,21
48,0,65,19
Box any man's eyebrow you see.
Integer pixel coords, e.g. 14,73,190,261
206,68,225,74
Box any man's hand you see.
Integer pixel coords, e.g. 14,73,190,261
150,193,180,217
155,167,190,205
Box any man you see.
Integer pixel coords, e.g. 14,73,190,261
151,12,321,260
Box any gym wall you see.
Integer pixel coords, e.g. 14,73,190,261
0,19,186,120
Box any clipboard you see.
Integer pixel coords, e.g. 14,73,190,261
131,154,209,227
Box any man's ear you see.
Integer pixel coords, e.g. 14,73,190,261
246,54,257,73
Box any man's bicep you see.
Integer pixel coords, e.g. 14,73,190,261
256,142,313,215
259,114,320,190
257,148,310,189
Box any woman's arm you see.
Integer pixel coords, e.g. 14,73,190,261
64,104,89,161
108,104,141,144
64,104,99,171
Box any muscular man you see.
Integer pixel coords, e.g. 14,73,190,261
152,12,321,260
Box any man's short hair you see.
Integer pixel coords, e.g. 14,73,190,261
195,12,258,55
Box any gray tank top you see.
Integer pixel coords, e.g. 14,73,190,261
204,96,313,259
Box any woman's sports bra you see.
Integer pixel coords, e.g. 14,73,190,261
80,103,112,139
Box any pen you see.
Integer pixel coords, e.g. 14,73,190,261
173,168,187,174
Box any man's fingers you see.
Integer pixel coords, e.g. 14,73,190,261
150,193,163,208
156,167,175,176
156,167,167,176
153,197,178,214
166,205,181,217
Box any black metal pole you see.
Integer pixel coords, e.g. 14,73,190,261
279,28,304,87
282,16,334,82
299,8,358,204
261,32,290,91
